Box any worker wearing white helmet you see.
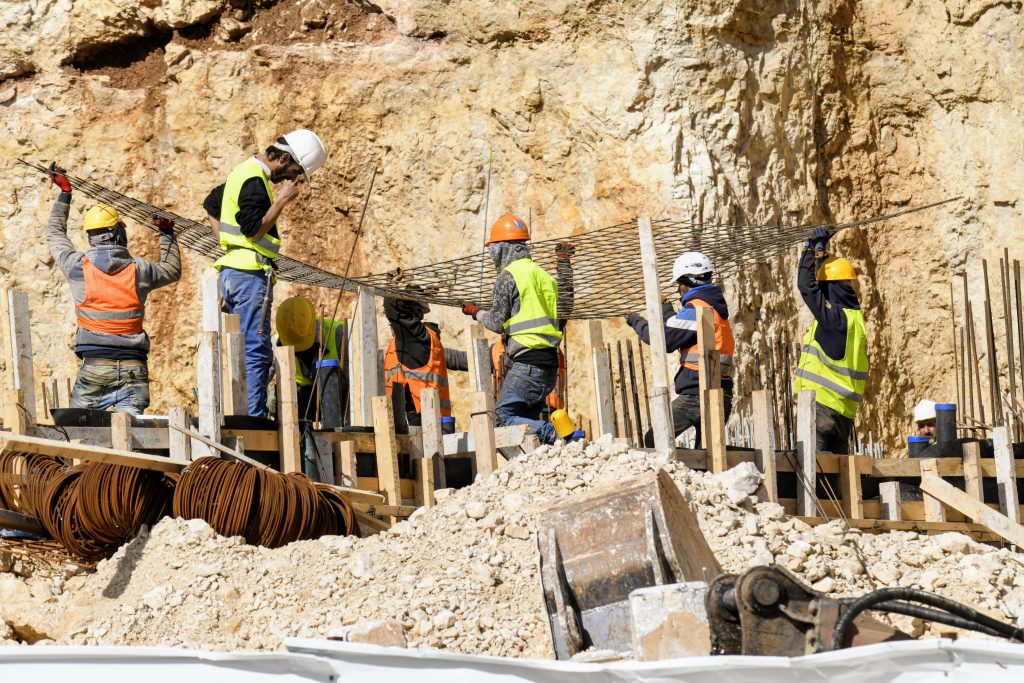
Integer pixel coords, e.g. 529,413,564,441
626,251,736,447
203,129,328,418
913,399,937,438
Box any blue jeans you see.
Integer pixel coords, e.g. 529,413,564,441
71,362,150,415
495,361,558,444
219,267,273,417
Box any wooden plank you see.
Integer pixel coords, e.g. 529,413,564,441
879,481,902,521
201,269,221,333
5,290,36,423
352,287,381,426
418,387,443,505
372,395,401,524
695,305,722,391
587,320,616,438
111,412,131,451
795,390,818,516
962,440,983,501
355,511,390,535
919,459,948,523
467,322,494,396
194,330,222,458
0,287,11,393
333,440,358,488
352,501,418,518
706,388,728,473
839,454,864,518
638,217,674,451
994,426,1020,524
795,515,1006,539
275,346,303,474
5,388,26,435
222,326,248,416
920,463,1024,547
751,389,778,502
0,433,187,472
312,432,335,483
471,391,498,477
167,422,268,469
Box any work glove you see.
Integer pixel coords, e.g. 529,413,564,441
806,226,830,252
461,303,479,318
48,162,72,193
625,312,642,327
152,215,175,231
555,242,576,260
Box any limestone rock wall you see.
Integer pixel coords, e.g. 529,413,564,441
1,0,1020,445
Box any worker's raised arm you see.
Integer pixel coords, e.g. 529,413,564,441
443,348,469,372
625,302,692,352
472,271,517,334
384,296,428,341
44,167,84,278
135,217,182,291
797,248,844,327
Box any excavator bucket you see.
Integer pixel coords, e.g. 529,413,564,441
538,469,720,658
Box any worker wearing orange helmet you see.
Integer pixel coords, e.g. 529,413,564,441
461,214,574,445
45,164,181,415
792,227,869,453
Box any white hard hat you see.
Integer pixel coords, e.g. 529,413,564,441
278,129,327,181
913,399,936,423
672,252,714,283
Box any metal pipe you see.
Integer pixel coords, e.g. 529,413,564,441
0,508,47,537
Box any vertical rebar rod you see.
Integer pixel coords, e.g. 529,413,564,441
967,299,986,427
960,326,968,434
626,339,644,443
607,343,621,438
1016,259,1024,441
951,280,961,414
982,260,1002,425
638,343,653,433
616,341,634,446
1002,252,1016,437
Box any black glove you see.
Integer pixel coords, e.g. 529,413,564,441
49,162,72,193
555,242,576,260
807,226,830,252
625,313,642,327
152,215,175,231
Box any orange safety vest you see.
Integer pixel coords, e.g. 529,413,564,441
384,327,452,416
491,340,566,410
679,299,735,378
75,259,144,335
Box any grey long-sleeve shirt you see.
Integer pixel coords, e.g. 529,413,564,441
47,196,181,357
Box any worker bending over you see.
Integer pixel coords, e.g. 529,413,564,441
274,296,348,428
384,294,467,426
462,215,573,444
46,164,181,415
626,252,734,447
792,227,869,453
204,129,328,418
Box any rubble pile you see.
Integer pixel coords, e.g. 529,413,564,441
2,437,1024,654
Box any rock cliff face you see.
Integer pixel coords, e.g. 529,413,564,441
1,0,1020,445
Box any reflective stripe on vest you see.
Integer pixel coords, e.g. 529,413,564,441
294,318,346,387
74,259,144,335
679,299,735,378
792,308,869,419
214,157,281,272
384,327,453,416
503,258,562,350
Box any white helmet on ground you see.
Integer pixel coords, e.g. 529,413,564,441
672,251,714,283
278,129,328,181
913,399,937,423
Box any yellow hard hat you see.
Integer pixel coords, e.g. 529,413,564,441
276,296,317,352
82,204,124,232
816,257,857,282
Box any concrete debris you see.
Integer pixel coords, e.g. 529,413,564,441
2,443,1024,655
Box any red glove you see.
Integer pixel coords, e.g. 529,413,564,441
152,215,175,231
49,162,72,193
461,303,479,317
555,242,576,259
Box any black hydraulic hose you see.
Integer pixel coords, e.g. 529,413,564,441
872,601,1010,640
830,587,1024,651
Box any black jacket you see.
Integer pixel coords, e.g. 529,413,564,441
797,249,861,360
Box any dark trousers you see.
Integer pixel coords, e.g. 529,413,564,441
643,392,733,448
815,402,854,454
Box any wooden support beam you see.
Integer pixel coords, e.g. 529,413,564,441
471,391,498,477
587,321,616,438
962,441,983,502
994,426,1021,524
5,388,26,435
0,433,187,472
751,389,778,502
3,290,36,423
919,459,947,523
372,395,401,524
467,322,494,397
879,481,902,521
168,406,192,461
0,287,11,393
275,346,302,474
418,387,443,506
201,269,221,333
351,287,381,426
839,455,864,519
795,390,818,516
111,412,131,451
920,460,1024,547
695,305,722,391
333,440,357,488
706,388,728,473
637,217,674,451
194,330,222,458
221,314,248,416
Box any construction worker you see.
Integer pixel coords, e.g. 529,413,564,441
461,215,573,445
203,129,328,418
45,164,181,415
490,339,566,418
913,399,937,438
383,294,467,426
274,296,348,428
792,227,869,453
626,252,734,447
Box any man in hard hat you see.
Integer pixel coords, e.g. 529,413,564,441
45,164,181,415
203,129,328,418
792,227,869,453
461,215,572,445
383,293,467,427
274,296,347,429
913,399,937,438
626,252,735,447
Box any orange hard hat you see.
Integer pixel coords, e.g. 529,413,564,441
484,214,530,246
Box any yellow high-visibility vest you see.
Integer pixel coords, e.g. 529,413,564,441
215,157,281,272
793,308,868,419
503,258,562,349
